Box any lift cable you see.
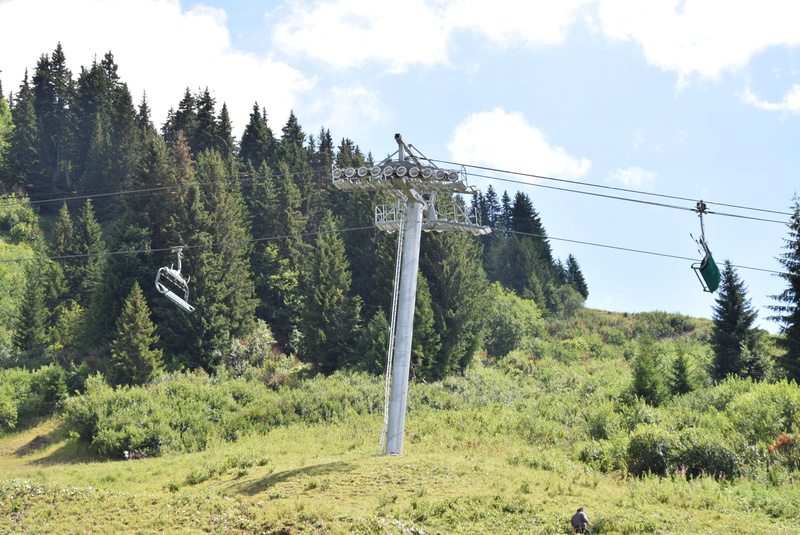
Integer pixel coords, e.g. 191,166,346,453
431,158,794,219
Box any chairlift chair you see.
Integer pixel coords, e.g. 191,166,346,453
155,247,195,312
691,201,721,293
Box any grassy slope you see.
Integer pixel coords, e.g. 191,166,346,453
0,309,792,534
0,410,795,535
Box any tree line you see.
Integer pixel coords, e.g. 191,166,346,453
0,44,593,385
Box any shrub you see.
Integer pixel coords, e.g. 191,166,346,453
626,423,678,476
673,428,741,478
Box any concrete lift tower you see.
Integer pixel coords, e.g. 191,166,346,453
332,134,490,455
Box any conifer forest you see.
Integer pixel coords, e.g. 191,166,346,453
0,44,593,383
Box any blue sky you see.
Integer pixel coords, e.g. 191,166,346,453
2,0,800,332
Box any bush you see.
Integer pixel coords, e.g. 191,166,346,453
63,370,384,458
673,428,741,478
626,423,678,476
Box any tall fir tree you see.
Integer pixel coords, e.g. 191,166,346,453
14,262,49,355
216,102,236,163
274,161,309,270
299,211,361,374
238,103,275,171
6,72,44,192
411,272,442,381
0,78,12,177
32,43,74,195
630,336,667,406
71,200,106,306
420,231,489,379
770,197,800,382
192,87,217,156
277,111,313,211
172,150,256,369
564,254,589,299
109,281,163,386
710,260,760,381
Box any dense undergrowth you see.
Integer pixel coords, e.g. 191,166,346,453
1,309,798,533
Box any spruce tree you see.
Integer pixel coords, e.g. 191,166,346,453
32,43,74,195
711,260,760,381
411,272,442,381
630,336,667,406
668,349,700,396
72,200,106,306
420,231,489,379
277,112,313,211
109,281,162,386
239,103,275,170
0,80,11,176
192,87,217,155
299,211,361,373
164,87,197,147
565,254,589,299
216,102,235,162
14,262,49,355
6,72,44,192
274,162,308,270
353,309,389,375
770,197,800,382
173,150,256,369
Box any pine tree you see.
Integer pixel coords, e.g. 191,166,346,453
711,260,760,381
299,211,361,373
216,102,235,162
6,72,45,192
0,79,12,176
164,87,197,147
420,231,489,379
770,197,800,382
668,349,701,396
565,254,589,299
72,200,106,305
32,43,74,194
109,281,163,386
411,272,442,381
238,103,274,170
353,309,389,375
192,87,217,155
630,336,667,406
172,150,256,369
14,262,49,355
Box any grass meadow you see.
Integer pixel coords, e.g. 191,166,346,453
2,354,799,534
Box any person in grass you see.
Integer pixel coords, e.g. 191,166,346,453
571,506,595,533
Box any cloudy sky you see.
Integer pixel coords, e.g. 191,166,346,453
2,0,800,331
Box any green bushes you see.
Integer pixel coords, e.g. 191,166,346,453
63,370,385,457
626,424,678,476
0,365,66,431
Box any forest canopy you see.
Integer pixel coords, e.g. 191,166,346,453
0,44,590,382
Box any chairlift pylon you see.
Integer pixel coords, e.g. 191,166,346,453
155,247,195,312
691,201,720,293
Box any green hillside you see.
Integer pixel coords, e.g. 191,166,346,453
1,310,799,534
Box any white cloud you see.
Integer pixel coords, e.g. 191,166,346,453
595,0,800,83
272,0,451,72
447,108,591,180
742,85,800,114
445,0,592,47
306,85,389,138
606,166,657,188
271,0,592,71
0,0,313,135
